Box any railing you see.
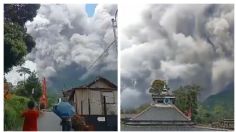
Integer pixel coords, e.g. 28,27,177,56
125,120,195,126
211,119,234,130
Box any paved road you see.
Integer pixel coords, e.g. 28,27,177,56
38,111,62,131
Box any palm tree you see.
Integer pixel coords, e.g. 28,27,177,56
17,67,31,88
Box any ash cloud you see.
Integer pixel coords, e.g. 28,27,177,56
25,4,117,92
121,4,234,109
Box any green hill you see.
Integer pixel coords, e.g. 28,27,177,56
203,82,234,119
203,83,233,108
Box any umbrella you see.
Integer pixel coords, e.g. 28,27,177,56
53,102,75,119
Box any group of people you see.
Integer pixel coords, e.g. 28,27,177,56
21,100,73,131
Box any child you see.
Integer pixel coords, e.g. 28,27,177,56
21,100,40,131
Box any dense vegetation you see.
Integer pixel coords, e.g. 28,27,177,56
5,70,58,130
4,4,40,73
173,85,200,121
4,70,42,130
4,4,40,130
14,70,42,102
4,95,29,130
195,85,234,124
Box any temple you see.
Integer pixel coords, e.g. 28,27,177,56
125,81,192,126
122,80,225,131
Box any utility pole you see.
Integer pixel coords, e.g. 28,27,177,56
111,10,118,51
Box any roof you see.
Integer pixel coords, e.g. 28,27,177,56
132,104,190,121
67,76,117,100
121,114,137,119
124,104,192,126
62,89,73,97
87,76,117,88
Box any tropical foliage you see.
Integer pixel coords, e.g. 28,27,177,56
14,71,42,101
149,80,167,95
4,95,29,130
4,4,40,73
173,84,200,121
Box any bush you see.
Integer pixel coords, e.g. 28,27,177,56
4,95,29,130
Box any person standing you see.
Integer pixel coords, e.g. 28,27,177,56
60,117,72,131
21,100,40,131
53,102,74,131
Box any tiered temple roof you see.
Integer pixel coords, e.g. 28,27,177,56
125,83,192,126
122,81,224,131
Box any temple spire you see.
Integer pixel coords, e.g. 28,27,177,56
150,80,175,105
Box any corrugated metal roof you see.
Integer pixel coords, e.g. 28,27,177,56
87,76,117,88
132,104,190,121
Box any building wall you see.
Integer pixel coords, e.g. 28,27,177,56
90,90,103,115
107,104,117,115
73,89,117,115
102,91,117,115
74,89,89,115
72,80,117,115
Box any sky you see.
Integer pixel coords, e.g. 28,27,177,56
5,4,117,93
4,4,234,109
86,4,97,17
120,4,234,109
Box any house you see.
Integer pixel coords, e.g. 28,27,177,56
62,89,73,101
66,76,117,116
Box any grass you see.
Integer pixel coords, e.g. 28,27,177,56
4,95,30,131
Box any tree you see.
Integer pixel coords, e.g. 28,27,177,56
149,80,166,95
4,22,27,73
212,105,225,121
173,84,200,121
194,103,213,124
4,4,40,73
47,95,57,109
4,4,40,27
17,67,31,85
15,72,42,101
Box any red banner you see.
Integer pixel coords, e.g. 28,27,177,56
40,77,48,109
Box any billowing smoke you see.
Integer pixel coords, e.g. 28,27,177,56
24,4,117,92
120,4,234,109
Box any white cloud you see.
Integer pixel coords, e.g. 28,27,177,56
121,88,142,109
5,60,37,85
6,4,117,90
121,4,234,108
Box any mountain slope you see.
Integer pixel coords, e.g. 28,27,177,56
203,82,234,109
202,82,234,119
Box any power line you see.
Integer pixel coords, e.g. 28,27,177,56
86,9,118,74
112,10,118,53
87,40,116,71
76,9,118,81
